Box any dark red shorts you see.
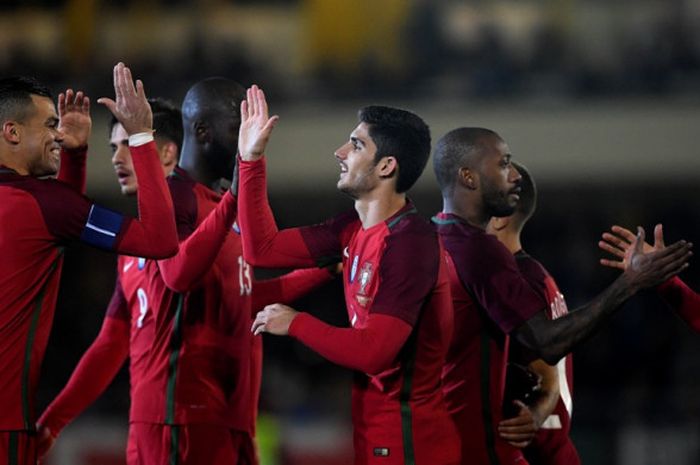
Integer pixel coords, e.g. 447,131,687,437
126,423,257,465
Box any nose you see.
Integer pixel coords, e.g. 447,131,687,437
335,143,349,161
112,144,127,166
509,164,522,183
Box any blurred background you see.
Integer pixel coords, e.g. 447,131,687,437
4,0,700,464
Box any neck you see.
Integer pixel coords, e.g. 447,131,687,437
494,229,522,254
442,191,490,230
178,144,227,191
354,188,407,229
0,152,28,175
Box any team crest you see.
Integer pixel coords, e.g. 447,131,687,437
358,261,373,295
137,258,146,270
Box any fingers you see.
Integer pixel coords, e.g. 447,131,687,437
58,91,66,116
599,258,626,270
96,97,117,115
611,225,637,242
135,79,146,100
113,63,124,102
601,232,631,253
654,224,665,249
241,100,248,122
598,238,626,259
263,115,280,133
633,226,646,253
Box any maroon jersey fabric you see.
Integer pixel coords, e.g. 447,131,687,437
0,141,176,432
39,166,331,446
433,212,546,465
238,158,460,465
657,277,700,332
515,251,579,465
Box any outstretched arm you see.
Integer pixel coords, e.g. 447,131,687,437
600,224,700,331
57,89,90,193
252,305,411,375
158,190,237,292
237,85,340,268
36,285,130,458
513,227,692,364
251,267,336,314
94,62,178,258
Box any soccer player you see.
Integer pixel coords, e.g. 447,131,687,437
0,63,178,465
487,162,580,465
37,79,334,465
599,224,699,331
431,127,691,465
239,86,460,465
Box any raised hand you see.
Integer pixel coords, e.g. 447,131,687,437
251,303,297,336
622,226,692,291
238,85,279,162
58,89,91,150
97,62,152,136
599,224,664,270
497,400,539,448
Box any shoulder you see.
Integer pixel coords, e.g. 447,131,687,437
515,252,549,282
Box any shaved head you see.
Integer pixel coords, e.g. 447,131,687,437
182,78,245,126
433,127,503,196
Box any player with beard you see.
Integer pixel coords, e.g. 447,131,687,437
432,127,691,465
0,64,178,465
487,162,580,465
238,86,460,465
37,80,333,465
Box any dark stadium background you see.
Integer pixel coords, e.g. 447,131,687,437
3,1,700,464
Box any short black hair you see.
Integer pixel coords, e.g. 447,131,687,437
433,127,501,196
109,97,183,149
511,161,537,226
0,76,52,124
358,105,431,193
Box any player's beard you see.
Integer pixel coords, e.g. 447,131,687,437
337,162,379,200
482,182,517,218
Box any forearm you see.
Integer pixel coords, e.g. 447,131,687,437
159,191,237,292
251,268,334,312
238,157,316,267
515,274,636,364
288,313,411,375
114,141,178,258
38,320,129,435
657,277,700,331
527,359,560,426
57,147,87,193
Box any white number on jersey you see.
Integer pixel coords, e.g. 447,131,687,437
238,256,253,296
136,288,148,328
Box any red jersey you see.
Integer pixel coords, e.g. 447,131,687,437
0,142,177,431
238,158,460,465
433,213,546,465
514,251,579,465
657,276,700,332
39,166,332,438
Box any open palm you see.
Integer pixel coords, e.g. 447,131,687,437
238,85,279,161
58,89,91,150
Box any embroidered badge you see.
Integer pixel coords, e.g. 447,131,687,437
358,261,373,295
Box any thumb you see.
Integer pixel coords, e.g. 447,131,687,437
512,399,528,413
654,224,665,249
96,97,117,115
634,226,645,253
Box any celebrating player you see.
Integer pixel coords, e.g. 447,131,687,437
239,86,460,465
0,63,178,465
37,79,334,465
488,162,580,465
432,127,691,465
599,224,699,330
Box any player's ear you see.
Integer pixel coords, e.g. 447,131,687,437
377,156,397,179
2,121,21,145
458,167,477,190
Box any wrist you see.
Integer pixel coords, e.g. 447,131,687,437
128,132,155,147
241,152,264,162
